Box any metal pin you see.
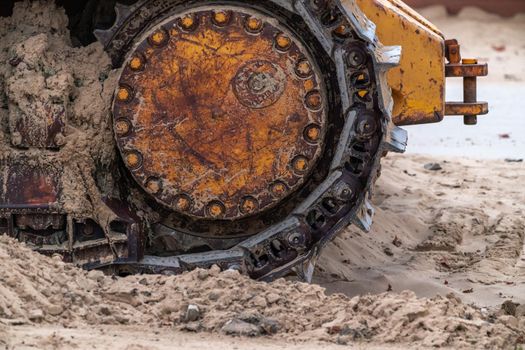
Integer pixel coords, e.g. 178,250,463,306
463,58,478,125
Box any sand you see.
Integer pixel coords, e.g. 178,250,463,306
0,2,524,350
316,155,525,307
1,153,524,349
0,224,523,349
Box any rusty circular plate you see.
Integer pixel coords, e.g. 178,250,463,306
113,6,328,220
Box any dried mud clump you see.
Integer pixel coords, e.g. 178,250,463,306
0,236,523,349
0,0,119,226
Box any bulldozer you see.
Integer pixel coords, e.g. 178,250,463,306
0,0,488,281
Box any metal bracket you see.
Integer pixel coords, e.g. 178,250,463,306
444,39,489,125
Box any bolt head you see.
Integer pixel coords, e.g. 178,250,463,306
304,124,321,143
310,0,328,12
129,56,144,71
240,197,259,215
149,30,168,46
207,201,226,218
146,178,162,194
270,181,288,197
305,90,322,110
334,24,350,38
346,48,367,68
357,90,370,101
287,232,305,247
245,17,263,33
356,113,377,138
295,59,313,78
115,119,132,136
353,73,369,87
292,156,309,173
125,151,142,169
174,195,192,212
116,86,131,102
213,11,230,26
275,33,292,51
247,72,269,92
179,15,197,31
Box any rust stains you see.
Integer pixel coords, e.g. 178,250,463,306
113,8,328,220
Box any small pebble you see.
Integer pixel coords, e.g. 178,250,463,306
383,247,394,256
266,293,281,304
184,304,201,322
29,309,44,322
222,319,261,337
424,163,443,171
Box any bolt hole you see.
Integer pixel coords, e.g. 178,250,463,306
351,72,370,88
269,239,286,260
322,198,340,215
250,252,269,269
352,142,367,153
320,9,339,27
307,209,326,230
110,221,127,234
344,157,365,175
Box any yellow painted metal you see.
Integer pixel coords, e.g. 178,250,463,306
356,0,446,125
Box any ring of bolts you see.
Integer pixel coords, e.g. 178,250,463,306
114,10,327,219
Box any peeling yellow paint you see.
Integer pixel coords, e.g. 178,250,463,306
356,0,446,125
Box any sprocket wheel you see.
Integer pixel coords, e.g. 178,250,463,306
94,0,408,281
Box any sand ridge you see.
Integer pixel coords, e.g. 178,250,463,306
317,155,525,308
